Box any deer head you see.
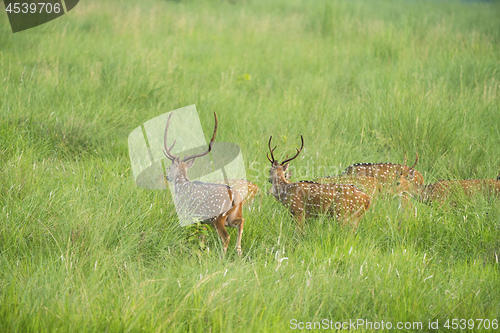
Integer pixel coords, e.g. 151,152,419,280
394,153,420,196
399,152,421,183
163,112,218,185
267,135,304,197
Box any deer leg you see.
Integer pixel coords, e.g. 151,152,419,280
234,218,245,257
336,215,348,228
297,214,305,232
333,199,359,230
346,191,371,229
353,198,369,219
347,205,364,230
226,204,245,257
292,205,306,233
212,216,230,257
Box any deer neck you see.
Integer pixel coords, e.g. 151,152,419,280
172,167,190,193
271,174,291,201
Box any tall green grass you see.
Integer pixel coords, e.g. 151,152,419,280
1,0,499,331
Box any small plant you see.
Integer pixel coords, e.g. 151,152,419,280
185,224,210,258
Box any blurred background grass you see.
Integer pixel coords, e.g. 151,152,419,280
1,0,499,331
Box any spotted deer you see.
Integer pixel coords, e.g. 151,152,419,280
314,175,381,199
267,136,371,229
163,112,245,256
397,167,500,205
342,153,424,195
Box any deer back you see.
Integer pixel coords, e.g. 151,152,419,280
173,180,240,221
315,174,380,198
343,163,424,187
209,179,260,206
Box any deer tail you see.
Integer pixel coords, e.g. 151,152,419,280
231,187,243,207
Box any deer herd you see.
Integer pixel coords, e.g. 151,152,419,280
162,112,500,256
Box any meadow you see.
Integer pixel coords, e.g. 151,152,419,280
1,0,499,331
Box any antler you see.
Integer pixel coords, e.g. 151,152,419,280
402,152,419,177
182,112,218,163
282,135,304,165
163,113,178,161
267,136,277,163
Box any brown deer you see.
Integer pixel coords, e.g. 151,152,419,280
163,112,245,256
314,175,381,199
396,167,500,205
267,136,371,229
342,153,424,195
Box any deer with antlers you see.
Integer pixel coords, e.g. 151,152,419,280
342,153,424,196
267,136,371,229
163,112,245,256
396,166,500,205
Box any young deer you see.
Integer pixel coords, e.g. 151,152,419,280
267,136,371,229
342,153,424,195
314,175,381,199
163,113,245,256
397,168,500,205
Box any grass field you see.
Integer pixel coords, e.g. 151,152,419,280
1,0,500,331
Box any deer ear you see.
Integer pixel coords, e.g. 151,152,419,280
286,169,293,180
185,159,195,168
408,170,415,179
283,163,289,172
